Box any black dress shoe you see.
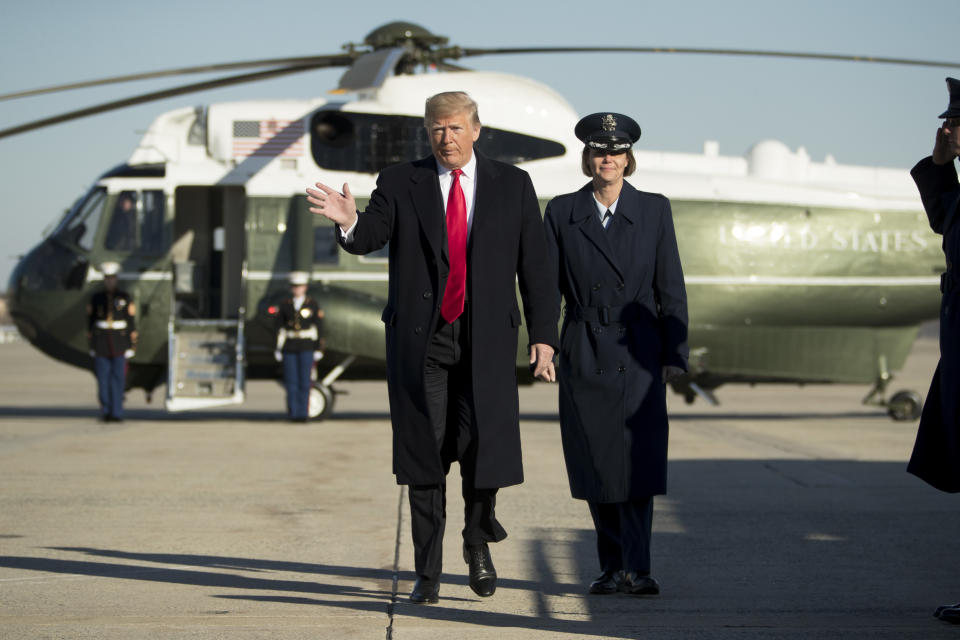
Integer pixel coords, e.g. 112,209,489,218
935,602,960,618
589,569,623,594
938,605,960,623
409,578,439,604
463,542,497,597
619,571,660,595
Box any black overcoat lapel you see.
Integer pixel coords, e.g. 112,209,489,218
470,152,500,258
607,183,644,270
571,186,625,281
409,157,445,265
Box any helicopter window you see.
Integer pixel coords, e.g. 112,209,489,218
310,112,565,173
20,241,89,292
104,190,167,254
313,225,340,264
105,192,138,251
56,186,107,251
140,190,167,255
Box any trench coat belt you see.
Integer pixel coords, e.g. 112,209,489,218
942,272,954,294
285,327,318,340
567,304,628,326
95,320,128,330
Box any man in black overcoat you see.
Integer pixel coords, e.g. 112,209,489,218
306,91,558,604
907,77,960,623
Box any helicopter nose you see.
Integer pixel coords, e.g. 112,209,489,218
5,253,34,340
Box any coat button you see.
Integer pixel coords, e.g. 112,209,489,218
414,326,423,335
593,327,602,334
592,283,602,291
595,368,604,375
422,291,432,299
618,365,626,373
616,282,624,291
618,327,626,336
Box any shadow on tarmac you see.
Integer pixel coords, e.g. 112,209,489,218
0,406,394,422
0,406,896,423
3,460,960,636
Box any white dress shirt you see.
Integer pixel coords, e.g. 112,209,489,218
593,194,620,229
340,151,479,241
437,151,478,237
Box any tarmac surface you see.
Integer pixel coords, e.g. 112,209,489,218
1,334,959,639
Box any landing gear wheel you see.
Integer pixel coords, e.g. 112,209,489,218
887,390,922,422
308,384,335,421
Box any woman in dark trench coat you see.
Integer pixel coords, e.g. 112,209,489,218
544,113,689,596
907,78,960,623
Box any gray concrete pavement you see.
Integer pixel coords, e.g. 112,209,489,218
1,336,959,639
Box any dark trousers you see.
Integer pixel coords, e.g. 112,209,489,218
588,497,654,575
282,350,313,419
94,355,126,419
408,313,507,582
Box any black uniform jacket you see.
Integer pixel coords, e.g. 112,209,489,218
908,156,960,492
545,181,688,502
275,296,324,353
88,289,136,357
339,151,559,488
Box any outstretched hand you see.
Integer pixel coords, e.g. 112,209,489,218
306,182,358,229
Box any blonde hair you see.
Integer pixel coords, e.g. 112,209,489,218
424,91,481,127
581,146,636,178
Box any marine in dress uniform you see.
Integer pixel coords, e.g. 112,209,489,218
306,91,558,605
87,261,136,421
906,78,960,624
544,113,688,596
274,271,325,422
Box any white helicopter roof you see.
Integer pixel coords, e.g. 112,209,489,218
126,70,921,211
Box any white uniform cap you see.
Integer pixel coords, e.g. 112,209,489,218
289,271,309,286
100,261,121,276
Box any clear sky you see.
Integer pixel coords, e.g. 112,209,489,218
0,0,953,289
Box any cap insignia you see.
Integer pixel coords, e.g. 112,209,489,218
601,114,617,132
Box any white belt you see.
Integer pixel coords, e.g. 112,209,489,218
95,320,128,330
285,327,318,340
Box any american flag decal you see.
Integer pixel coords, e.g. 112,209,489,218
232,119,305,158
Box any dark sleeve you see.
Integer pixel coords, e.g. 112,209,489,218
87,296,96,333
516,173,560,351
125,294,136,334
338,174,395,255
274,303,284,335
542,200,564,323
313,301,324,350
911,156,960,235
653,198,689,370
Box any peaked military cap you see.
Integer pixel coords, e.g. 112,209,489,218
575,112,641,151
100,261,120,276
289,271,309,286
940,77,960,118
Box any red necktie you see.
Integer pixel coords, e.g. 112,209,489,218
441,169,467,323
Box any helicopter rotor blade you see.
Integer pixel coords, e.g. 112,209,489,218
457,46,960,70
333,48,406,93
435,61,471,72
0,54,355,102
0,63,339,140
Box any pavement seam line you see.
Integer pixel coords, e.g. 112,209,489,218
386,484,405,640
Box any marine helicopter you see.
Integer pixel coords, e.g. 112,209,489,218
3,22,955,421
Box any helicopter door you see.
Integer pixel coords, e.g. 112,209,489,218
166,186,247,412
